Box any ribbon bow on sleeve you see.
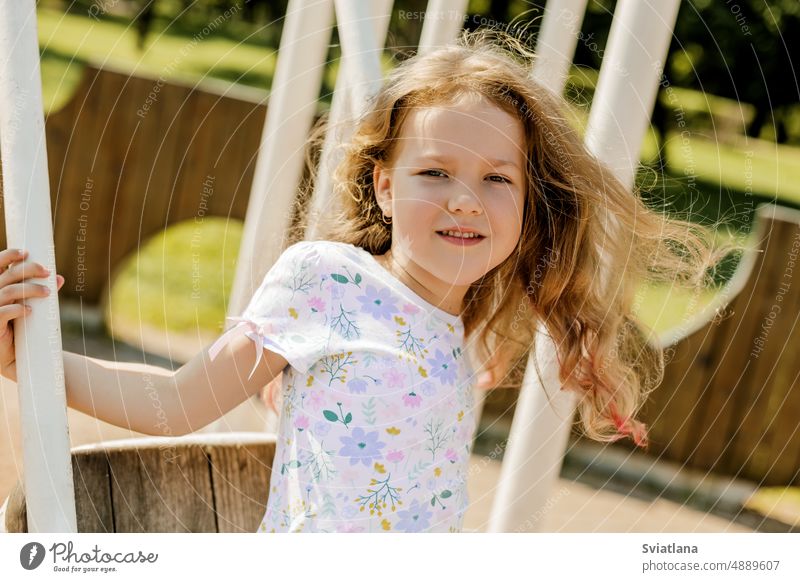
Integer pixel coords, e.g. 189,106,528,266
208,315,269,381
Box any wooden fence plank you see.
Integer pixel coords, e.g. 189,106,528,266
688,216,782,471
49,65,111,299
724,221,798,475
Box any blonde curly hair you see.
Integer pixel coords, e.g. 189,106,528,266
265,28,740,449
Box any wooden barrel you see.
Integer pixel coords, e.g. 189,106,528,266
2,433,276,533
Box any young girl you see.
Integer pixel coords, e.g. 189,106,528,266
0,30,734,533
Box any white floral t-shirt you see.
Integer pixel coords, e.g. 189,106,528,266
209,240,477,532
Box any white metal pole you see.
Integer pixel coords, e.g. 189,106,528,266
531,0,589,94
418,0,469,54
486,0,587,533
201,0,335,434
487,0,681,532
584,0,681,186
0,0,77,532
305,0,393,241
331,0,385,109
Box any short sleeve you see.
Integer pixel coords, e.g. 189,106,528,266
208,241,332,377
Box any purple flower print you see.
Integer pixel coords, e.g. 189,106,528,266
395,498,433,532
427,349,457,386
348,378,368,394
445,448,458,463
357,284,398,320
314,420,331,437
339,427,386,467
420,380,437,396
402,391,422,408
330,282,345,300
308,296,326,313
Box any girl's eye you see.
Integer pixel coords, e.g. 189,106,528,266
421,169,447,178
488,175,511,184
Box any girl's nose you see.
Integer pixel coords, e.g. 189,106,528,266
446,184,482,215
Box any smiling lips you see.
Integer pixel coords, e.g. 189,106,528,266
436,229,486,246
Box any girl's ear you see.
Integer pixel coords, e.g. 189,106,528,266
372,163,392,217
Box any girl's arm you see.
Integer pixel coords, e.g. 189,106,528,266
62,332,288,437
62,351,182,437
0,249,288,435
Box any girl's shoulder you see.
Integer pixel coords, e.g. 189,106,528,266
280,239,371,269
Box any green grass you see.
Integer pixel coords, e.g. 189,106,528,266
633,283,720,338
566,102,800,207
108,217,242,334
661,132,800,204
37,7,278,113
37,6,396,114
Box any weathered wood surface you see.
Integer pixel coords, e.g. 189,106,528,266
5,433,276,533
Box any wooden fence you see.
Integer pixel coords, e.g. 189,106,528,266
637,205,800,486
0,62,272,303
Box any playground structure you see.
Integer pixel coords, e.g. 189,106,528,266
2,0,796,534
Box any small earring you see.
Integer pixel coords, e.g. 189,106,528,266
380,213,392,225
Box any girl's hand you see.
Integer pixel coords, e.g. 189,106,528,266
0,249,65,382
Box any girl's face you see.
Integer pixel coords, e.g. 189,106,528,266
373,95,526,314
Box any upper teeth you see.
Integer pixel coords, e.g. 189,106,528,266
441,230,480,238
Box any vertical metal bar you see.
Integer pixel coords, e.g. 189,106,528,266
488,0,681,532
418,0,469,54
531,0,589,94
0,0,77,532
201,0,335,434
331,0,385,108
486,0,589,534
305,0,393,240
585,0,681,186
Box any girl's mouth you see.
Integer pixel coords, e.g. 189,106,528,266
436,231,486,246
